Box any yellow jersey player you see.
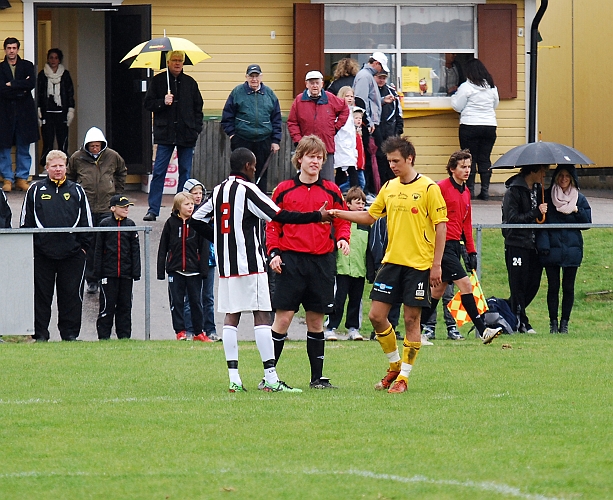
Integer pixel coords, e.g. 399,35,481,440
329,136,447,393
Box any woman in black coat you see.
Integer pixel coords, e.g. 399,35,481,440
536,165,591,334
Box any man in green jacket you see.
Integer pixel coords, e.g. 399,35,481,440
67,126,126,293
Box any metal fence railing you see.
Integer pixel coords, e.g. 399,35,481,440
0,226,154,339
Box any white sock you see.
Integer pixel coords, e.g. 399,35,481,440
254,325,278,384
386,350,401,364
223,325,241,385
399,362,413,379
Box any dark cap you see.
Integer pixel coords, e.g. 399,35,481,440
109,194,134,208
246,64,262,75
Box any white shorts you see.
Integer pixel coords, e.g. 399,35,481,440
217,272,271,314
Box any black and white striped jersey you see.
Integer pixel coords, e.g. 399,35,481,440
193,174,280,278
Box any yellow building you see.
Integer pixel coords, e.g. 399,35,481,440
0,0,538,185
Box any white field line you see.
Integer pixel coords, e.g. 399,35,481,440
306,469,565,500
0,468,567,499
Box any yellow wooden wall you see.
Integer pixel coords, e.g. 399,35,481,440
539,0,613,167
0,2,25,53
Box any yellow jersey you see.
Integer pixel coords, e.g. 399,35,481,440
368,174,448,270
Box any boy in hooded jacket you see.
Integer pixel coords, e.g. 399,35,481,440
93,194,141,340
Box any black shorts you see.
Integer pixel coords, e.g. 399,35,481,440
272,251,336,314
441,240,468,283
369,263,431,308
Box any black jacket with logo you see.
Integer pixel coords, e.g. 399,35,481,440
93,215,141,280
20,176,92,259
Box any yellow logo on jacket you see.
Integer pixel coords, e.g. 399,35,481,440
64,193,71,201
41,194,52,200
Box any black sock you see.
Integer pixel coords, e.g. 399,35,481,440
461,293,486,335
272,330,286,365
306,331,325,382
421,297,440,326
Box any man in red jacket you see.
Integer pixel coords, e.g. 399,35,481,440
287,71,349,182
420,149,501,344
267,135,350,389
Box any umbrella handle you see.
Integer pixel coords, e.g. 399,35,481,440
536,179,546,224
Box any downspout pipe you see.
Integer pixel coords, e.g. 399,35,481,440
528,0,549,143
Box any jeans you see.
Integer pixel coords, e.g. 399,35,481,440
0,142,32,182
147,144,194,216
338,170,366,193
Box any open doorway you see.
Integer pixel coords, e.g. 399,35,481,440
34,4,151,176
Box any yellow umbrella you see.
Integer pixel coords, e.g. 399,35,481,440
120,34,211,70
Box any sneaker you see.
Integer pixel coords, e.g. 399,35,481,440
422,325,436,340
447,326,465,341
263,380,303,393
143,212,157,222
374,369,400,390
482,326,502,345
324,329,338,341
176,331,187,341
193,333,213,342
229,382,247,393
86,282,98,294
365,193,376,205
309,377,338,389
388,378,408,394
347,328,363,341
370,331,376,341
208,333,221,342
420,334,434,346
257,378,266,390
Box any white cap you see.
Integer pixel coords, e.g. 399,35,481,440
372,51,390,73
305,70,324,81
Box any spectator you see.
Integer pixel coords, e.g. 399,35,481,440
143,51,203,221
267,135,350,389
374,69,403,185
439,53,464,95
192,147,332,392
333,86,359,190
37,48,75,166
329,136,448,394
287,70,349,182
221,64,282,192
67,126,127,294
451,59,499,200
536,165,591,334
0,189,10,227
325,187,369,341
0,37,38,193
157,192,211,342
502,164,548,333
327,57,359,96
20,150,93,342
93,195,141,340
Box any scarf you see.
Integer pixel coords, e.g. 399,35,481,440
44,63,65,107
551,183,578,214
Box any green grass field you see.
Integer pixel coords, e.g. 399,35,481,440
1,229,612,499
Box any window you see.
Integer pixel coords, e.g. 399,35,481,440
324,5,477,103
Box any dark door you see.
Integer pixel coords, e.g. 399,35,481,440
106,5,152,174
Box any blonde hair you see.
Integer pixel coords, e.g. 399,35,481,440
172,192,194,212
45,150,67,166
166,51,185,63
291,135,327,170
337,86,354,100
333,58,359,80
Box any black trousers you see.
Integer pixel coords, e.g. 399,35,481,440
545,265,578,322
505,246,543,329
328,274,365,330
97,277,134,339
86,212,111,283
40,112,69,167
34,251,86,341
230,135,272,192
459,124,497,192
167,272,204,334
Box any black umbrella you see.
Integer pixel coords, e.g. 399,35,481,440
492,141,594,168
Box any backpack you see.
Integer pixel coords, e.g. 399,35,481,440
483,297,518,334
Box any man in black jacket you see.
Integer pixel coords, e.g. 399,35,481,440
374,70,403,185
143,51,203,221
20,150,93,341
502,164,548,333
0,37,39,193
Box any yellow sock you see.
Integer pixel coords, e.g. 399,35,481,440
375,325,398,354
399,341,421,379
